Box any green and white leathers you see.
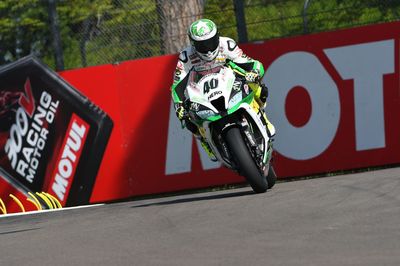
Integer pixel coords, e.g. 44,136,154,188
171,18,265,105
169,19,277,193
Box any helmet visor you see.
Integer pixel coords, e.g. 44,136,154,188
194,33,219,54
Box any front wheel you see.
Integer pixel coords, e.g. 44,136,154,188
224,127,268,193
267,165,276,189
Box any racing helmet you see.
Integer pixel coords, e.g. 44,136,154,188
188,19,220,61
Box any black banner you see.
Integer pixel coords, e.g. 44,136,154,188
0,56,113,206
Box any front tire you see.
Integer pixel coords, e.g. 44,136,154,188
267,165,276,189
225,127,268,193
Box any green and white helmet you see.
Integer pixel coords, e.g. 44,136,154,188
188,19,220,61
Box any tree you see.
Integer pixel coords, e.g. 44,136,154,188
48,0,64,70
156,0,205,54
1,0,399,70
0,0,49,65
56,0,113,67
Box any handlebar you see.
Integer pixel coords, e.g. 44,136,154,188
225,59,247,77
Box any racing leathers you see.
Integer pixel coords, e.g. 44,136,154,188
170,37,271,159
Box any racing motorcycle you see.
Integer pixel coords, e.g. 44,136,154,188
185,61,276,193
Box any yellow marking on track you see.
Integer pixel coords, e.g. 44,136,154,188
44,193,62,209
0,192,62,215
0,198,6,214
26,198,40,210
9,194,25,213
42,193,58,209
36,192,53,209
28,192,42,210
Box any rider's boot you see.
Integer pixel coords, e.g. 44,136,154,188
253,83,276,137
254,83,268,109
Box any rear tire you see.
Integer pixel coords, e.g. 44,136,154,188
225,127,268,193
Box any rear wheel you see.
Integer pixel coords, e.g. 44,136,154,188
225,127,268,193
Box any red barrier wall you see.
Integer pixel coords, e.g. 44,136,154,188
241,22,400,178
58,21,400,204
60,56,241,203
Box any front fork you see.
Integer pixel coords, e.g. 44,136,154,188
241,100,274,175
198,100,274,170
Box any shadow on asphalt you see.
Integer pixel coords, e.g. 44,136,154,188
131,190,254,208
0,227,41,235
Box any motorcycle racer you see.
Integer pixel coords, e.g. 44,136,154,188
171,18,274,160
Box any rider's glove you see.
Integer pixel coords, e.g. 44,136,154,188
175,103,188,121
245,69,260,83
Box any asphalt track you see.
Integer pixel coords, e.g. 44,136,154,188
1,167,400,266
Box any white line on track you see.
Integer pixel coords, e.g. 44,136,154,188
0,203,105,218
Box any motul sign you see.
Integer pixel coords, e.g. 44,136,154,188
51,114,89,204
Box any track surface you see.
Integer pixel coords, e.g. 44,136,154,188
1,168,400,265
